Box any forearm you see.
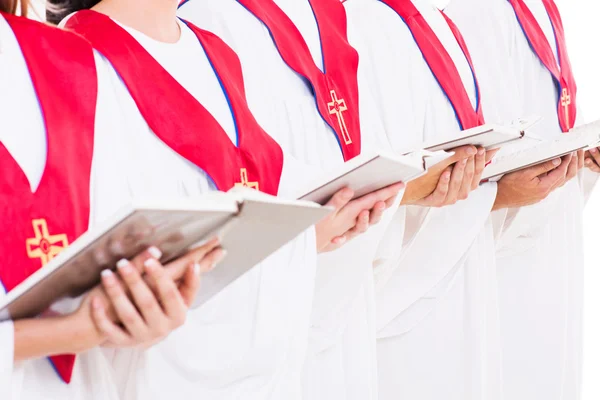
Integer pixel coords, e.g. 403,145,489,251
14,313,100,362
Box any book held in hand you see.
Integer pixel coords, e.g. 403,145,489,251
0,188,330,321
482,119,600,181
297,150,451,205
421,116,542,152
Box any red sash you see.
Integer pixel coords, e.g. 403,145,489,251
228,0,362,161
0,13,97,383
66,10,284,195
379,0,485,130
507,0,576,132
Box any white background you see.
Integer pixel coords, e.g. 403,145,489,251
557,2,600,399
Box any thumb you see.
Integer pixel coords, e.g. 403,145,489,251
324,187,354,214
525,158,562,179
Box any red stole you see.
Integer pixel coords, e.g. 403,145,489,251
232,0,362,161
0,13,97,383
379,0,485,130
66,10,284,195
508,0,577,132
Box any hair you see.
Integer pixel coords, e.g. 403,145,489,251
46,0,100,25
0,0,29,16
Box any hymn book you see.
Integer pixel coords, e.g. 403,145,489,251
297,150,452,204
482,120,600,181
0,189,330,321
422,116,542,152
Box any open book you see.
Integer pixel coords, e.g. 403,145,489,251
482,120,600,181
0,188,330,321
297,150,451,204
422,116,542,152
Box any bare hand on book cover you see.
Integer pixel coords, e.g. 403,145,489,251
316,184,405,253
401,145,490,207
492,155,572,210
13,240,224,361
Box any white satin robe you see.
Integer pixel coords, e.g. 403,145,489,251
345,1,502,399
178,1,401,399
446,0,597,399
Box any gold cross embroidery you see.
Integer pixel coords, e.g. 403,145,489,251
327,90,352,145
561,88,571,130
235,168,259,190
26,219,69,266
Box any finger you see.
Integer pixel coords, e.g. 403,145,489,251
420,168,451,207
577,149,585,170
323,235,347,252
565,153,578,181
472,148,486,190
540,155,571,191
485,148,500,163
340,183,402,221
163,238,221,282
342,211,370,244
585,157,600,173
101,269,149,340
91,296,133,347
525,158,562,179
459,156,475,199
116,259,168,330
449,145,478,163
369,201,386,226
128,246,163,274
446,159,467,204
324,187,354,215
145,259,187,328
178,262,202,308
589,148,600,167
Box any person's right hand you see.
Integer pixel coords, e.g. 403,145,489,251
402,145,487,207
492,155,571,210
76,241,225,350
315,183,405,253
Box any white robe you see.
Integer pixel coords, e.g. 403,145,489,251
344,1,501,399
79,16,319,400
178,2,400,399
0,14,121,400
445,0,595,399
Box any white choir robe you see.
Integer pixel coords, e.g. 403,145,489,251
0,14,127,400
445,0,596,399
344,1,502,399
178,1,401,399
79,16,320,400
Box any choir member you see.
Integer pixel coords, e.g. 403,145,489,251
344,0,573,398
445,0,596,398
46,0,399,398
0,1,222,399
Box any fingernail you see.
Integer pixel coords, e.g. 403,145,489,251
335,237,347,245
101,269,115,285
193,262,201,276
148,246,162,259
468,147,477,155
586,159,592,165
553,158,561,166
461,158,468,165
116,259,129,269
591,148,597,154
214,249,227,265
144,258,160,271
478,149,485,156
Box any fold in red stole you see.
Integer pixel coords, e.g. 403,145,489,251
0,12,97,383
508,0,577,132
67,10,284,195
232,0,362,161
380,0,485,130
